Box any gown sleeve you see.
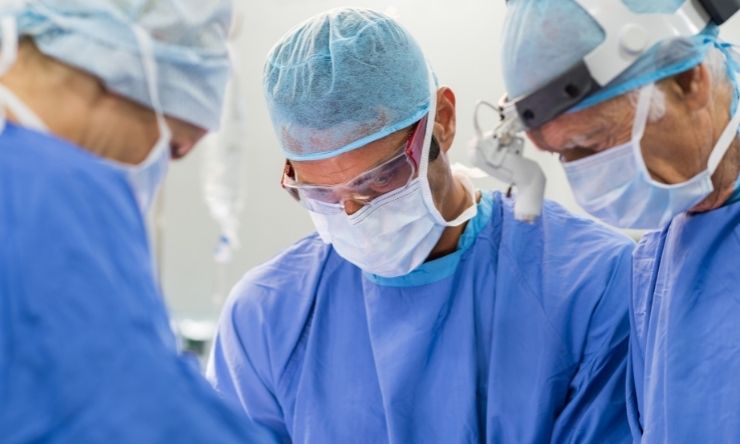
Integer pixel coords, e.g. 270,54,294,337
0,128,276,443
549,240,632,443
207,277,293,443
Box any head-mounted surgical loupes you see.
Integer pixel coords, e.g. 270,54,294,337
470,98,546,222
504,0,740,130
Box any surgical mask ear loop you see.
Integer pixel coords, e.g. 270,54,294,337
629,83,655,180
131,25,172,156
131,25,172,284
417,69,438,211
0,13,47,133
417,66,477,227
707,71,740,174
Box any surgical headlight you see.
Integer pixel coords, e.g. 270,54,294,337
470,99,546,223
504,0,740,130
472,0,739,222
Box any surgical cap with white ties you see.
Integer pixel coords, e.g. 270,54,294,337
7,0,233,131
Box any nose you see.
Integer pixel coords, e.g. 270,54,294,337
165,117,208,160
342,199,365,216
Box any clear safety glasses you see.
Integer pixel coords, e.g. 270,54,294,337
282,117,427,214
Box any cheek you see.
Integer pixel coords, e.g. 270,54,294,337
638,113,713,182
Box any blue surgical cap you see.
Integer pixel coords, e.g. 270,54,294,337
264,7,432,161
12,0,233,131
502,0,739,116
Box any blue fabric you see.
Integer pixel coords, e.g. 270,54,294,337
627,199,740,442
727,175,740,205
263,8,431,161
208,191,635,443
0,123,277,443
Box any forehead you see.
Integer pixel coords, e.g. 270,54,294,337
530,94,633,151
290,125,413,184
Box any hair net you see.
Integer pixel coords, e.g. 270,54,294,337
264,7,432,161
9,0,233,131
502,0,739,117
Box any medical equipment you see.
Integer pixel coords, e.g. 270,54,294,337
470,99,546,222
203,8,247,266
479,0,740,222
503,0,740,130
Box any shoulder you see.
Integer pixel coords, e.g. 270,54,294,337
229,234,336,309
540,198,634,250
1,124,156,333
0,124,140,232
221,233,343,339
213,234,345,395
491,192,635,267
1,123,118,177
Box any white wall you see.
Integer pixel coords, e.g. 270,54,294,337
160,1,740,322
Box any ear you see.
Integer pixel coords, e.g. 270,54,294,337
662,63,711,112
434,87,456,153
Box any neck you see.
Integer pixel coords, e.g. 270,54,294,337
0,40,157,163
427,175,479,260
692,135,740,212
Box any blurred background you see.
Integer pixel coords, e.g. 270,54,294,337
158,0,740,362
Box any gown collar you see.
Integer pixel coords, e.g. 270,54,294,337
365,191,494,288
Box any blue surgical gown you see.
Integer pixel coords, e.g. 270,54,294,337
0,123,275,443
627,190,740,443
208,191,635,443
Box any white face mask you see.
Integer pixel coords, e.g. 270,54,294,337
109,26,173,215
113,125,171,214
311,172,477,278
563,81,740,230
309,77,478,277
310,177,443,278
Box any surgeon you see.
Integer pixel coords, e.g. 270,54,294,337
208,7,634,443
500,0,740,442
0,1,276,442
